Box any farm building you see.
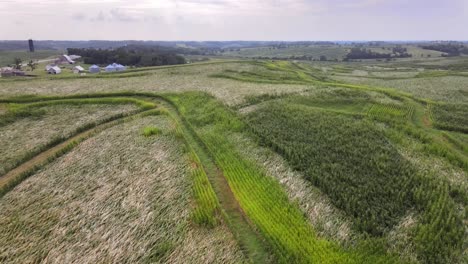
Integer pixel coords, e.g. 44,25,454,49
89,65,100,73
0,67,25,77
56,55,75,64
105,64,116,72
69,55,82,60
47,66,62,74
72,65,85,74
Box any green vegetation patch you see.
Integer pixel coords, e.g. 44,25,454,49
431,103,468,133
367,103,415,122
246,99,465,263
168,92,400,263
246,102,414,236
142,126,161,137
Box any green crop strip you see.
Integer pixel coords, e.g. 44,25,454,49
165,92,402,263
165,111,221,228
430,103,468,133
367,103,415,121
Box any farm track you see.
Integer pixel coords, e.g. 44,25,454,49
155,98,272,262
0,94,271,263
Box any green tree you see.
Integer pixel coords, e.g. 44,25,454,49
13,57,22,70
27,60,37,71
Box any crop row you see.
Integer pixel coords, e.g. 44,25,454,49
367,103,414,121
430,103,468,133
247,102,414,236
167,112,221,228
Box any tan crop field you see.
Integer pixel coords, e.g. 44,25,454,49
0,104,138,175
0,115,245,263
0,62,309,106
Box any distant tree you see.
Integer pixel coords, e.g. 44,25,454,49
27,60,37,71
13,57,22,70
319,55,327,61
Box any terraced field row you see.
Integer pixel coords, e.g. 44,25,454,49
367,103,415,121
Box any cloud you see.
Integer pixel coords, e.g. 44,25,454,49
72,13,86,21
109,8,140,22
0,0,467,40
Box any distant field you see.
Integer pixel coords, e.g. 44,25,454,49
222,45,349,60
0,50,63,67
222,44,447,61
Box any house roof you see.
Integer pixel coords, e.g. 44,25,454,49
49,66,61,72
69,55,81,60
62,55,75,63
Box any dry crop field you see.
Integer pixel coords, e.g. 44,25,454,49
0,57,466,263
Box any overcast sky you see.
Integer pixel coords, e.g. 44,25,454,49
0,0,467,41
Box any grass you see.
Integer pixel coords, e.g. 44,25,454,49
0,50,63,67
332,74,468,103
142,126,161,137
222,45,349,60
430,103,468,133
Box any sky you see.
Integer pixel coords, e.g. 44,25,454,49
0,0,467,41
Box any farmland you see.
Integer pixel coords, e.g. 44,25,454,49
0,47,466,263
0,50,63,67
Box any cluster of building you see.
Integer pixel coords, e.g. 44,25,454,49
45,55,126,75
1,54,127,77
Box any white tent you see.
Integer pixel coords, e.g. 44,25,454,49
105,65,116,72
115,64,126,71
89,65,100,73
72,65,85,74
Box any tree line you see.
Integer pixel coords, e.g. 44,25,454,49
67,46,186,66
420,43,468,56
344,47,412,60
